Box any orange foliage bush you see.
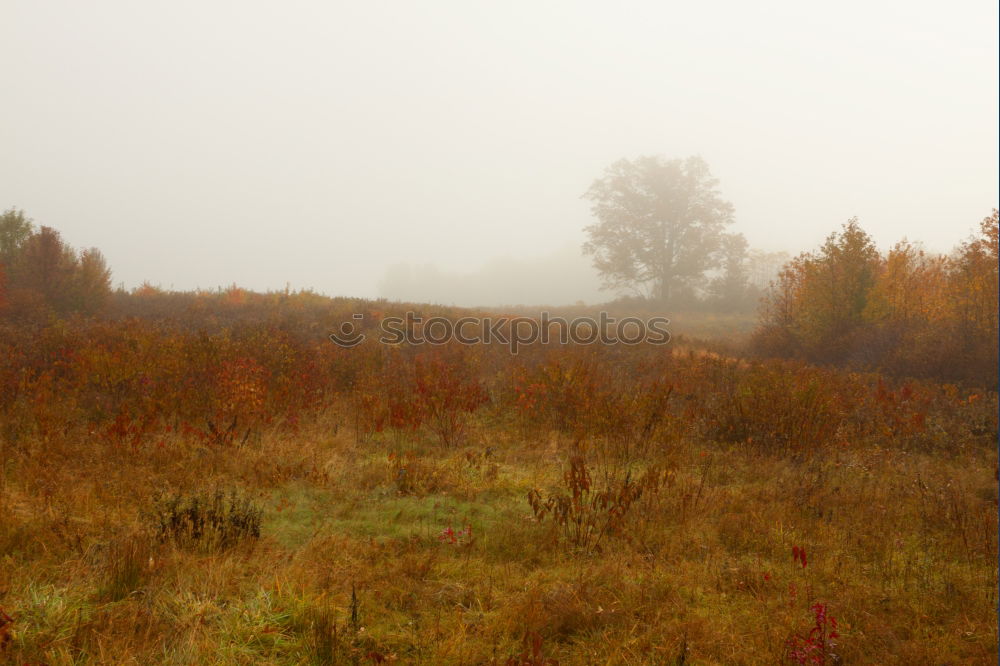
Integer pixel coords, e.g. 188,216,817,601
754,211,998,387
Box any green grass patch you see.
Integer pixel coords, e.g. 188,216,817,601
263,482,520,549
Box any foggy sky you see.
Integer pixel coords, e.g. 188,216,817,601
2,1,997,305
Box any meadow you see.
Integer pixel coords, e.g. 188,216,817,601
0,292,996,664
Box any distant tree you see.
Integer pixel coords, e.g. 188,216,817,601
799,219,882,352
863,241,949,327
582,156,735,303
76,248,113,314
746,249,791,291
707,232,751,311
12,226,80,314
752,253,809,357
0,213,114,319
0,208,33,266
948,209,999,373
756,219,881,363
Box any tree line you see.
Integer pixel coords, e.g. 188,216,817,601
3,176,996,388
752,211,998,386
582,155,997,385
0,208,113,319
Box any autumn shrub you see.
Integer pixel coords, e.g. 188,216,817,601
528,454,669,553
691,358,845,454
0,317,338,453
409,350,489,447
511,349,605,437
351,345,488,447
785,602,839,665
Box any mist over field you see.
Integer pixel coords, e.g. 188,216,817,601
377,246,605,307
2,1,997,305
1,4,998,663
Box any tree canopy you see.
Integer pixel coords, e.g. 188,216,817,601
582,155,739,303
753,210,999,385
0,208,112,319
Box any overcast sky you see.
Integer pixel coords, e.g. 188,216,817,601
2,1,997,303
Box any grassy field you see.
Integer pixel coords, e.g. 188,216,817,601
0,309,997,664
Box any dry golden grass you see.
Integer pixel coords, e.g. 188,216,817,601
1,395,996,664
0,299,995,663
